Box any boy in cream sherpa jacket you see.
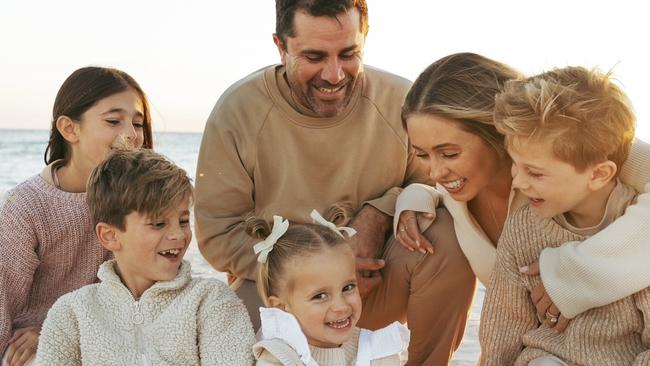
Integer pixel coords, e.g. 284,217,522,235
34,150,255,366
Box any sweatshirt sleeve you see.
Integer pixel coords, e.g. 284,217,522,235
633,287,650,366
194,98,264,281
539,139,650,318
364,143,432,217
198,280,255,366
34,295,81,366
0,190,40,355
479,217,539,366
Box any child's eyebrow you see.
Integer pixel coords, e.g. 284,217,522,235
101,108,144,118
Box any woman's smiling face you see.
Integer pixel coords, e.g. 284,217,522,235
407,113,503,202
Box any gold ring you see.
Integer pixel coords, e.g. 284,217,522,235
405,216,416,221
545,310,558,323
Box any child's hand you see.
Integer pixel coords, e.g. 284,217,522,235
6,326,39,366
521,261,571,332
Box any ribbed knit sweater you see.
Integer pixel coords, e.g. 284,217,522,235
35,260,256,366
394,138,650,318
0,174,111,355
479,182,650,366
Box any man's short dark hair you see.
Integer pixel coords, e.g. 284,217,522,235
275,0,368,46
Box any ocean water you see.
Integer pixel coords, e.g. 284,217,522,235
0,128,482,364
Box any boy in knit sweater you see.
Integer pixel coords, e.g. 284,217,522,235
479,66,650,366
34,150,256,365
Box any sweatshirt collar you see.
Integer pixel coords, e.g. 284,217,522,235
265,65,364,129
98,259,192,299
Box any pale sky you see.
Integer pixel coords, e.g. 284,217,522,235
1,0,648,141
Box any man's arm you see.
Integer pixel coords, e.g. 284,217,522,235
195,100,262,281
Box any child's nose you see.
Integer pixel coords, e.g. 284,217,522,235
331,296,351,312
166,226,187,241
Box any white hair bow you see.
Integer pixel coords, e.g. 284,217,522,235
253,215,289,263
309,209,357,238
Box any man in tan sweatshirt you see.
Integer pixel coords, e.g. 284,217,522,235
194,1,475,364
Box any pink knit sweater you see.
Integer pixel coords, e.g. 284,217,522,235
0,174,111,354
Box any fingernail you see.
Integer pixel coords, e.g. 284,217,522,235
408,247,414,252
416,240,420,246
419,248,426,254
427,247,434,254
519,266,528,273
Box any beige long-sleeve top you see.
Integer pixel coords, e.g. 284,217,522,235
479,182,650,366
394,139,650,317
34,260,255,366
195,65,428,280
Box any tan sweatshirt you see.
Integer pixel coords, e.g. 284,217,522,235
195,65,427,280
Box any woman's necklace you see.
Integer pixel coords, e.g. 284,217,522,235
486,195,504,239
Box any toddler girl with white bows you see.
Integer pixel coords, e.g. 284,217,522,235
248,207,409,366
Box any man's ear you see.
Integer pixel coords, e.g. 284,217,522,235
96,223,122,252
55,115,80,144
267,295,287,311
272,33,287,65
588,160,617,191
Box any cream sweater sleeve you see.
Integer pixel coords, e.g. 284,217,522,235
539,139,650,318
198,280,255,366
34,295,81,366
392,183,440,235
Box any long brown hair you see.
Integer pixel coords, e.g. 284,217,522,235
44,67,153,165
402,52,523,160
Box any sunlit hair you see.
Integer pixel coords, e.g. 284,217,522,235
248,202,356,306
402,52,523,160
86,149,193,231
275,0,369,47
44,66,153,166
494,66,636,173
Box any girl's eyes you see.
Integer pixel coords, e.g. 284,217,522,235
105,119,144,129
342,283,356,292
312,293,328,301
180,219,190,227
441,152,459,159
